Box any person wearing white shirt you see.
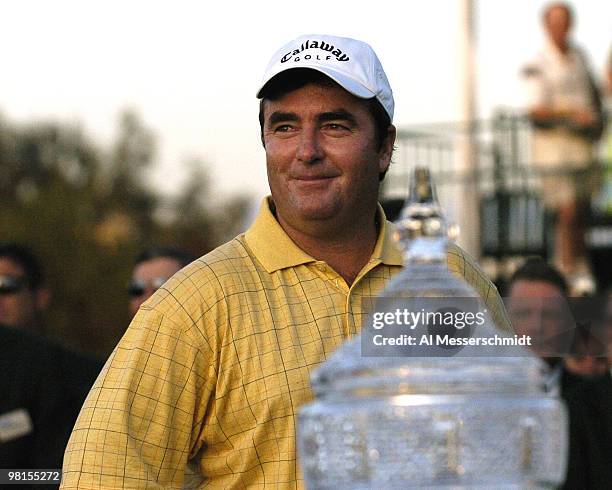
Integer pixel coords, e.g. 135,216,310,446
522,2,604,284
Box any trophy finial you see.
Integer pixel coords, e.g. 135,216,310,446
395,166,458,261
410,166,437,204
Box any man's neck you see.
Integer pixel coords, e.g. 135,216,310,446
549,37,570,56
275,209,379,286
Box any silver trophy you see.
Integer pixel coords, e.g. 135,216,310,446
298,168,567,489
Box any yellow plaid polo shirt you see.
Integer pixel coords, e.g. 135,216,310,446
62,197,510,489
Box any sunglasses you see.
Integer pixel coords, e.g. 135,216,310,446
0,275,27,295
128,277,170,298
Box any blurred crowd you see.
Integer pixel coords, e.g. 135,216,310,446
0,243,197,472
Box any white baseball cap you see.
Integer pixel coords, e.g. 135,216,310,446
256,34,394,121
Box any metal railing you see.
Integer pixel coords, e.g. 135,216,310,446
383,109,611,259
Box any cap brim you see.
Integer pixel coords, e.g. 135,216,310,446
256,66,376,100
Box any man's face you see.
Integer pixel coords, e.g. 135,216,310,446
262,82,394,233
0,258,41,330
129,257,183,317
506,279,572,360
545,5,571,48
564,353,608,377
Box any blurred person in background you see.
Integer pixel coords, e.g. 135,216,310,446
0,244,103,474
602,287,612,371
506,257,608,386
522,2,606,289
506,257,575,373
562,291,612,490
595,45,612,214
0,243,50,335
128,246,195,318
506,257,611,489
0,324,102,478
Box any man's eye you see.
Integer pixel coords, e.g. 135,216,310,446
325,123,348,130
274,125,293,132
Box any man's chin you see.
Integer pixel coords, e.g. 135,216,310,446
287,195,341,222
295,206,339,222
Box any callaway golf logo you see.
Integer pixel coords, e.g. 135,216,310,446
280,39,350,63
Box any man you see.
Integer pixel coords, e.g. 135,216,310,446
506,257,609,381
0,244,103,478
522,2,605,283
506,257,612,489
0,243,50,335
505,257,575,367
128,246,195,318
62,34,509,489
0,324,102,477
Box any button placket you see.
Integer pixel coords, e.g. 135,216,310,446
313,262,347,293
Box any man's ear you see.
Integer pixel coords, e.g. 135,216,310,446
378,124,396,174
260,99,267,148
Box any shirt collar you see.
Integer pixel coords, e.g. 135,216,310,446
245,196,403,273
543,38,577,62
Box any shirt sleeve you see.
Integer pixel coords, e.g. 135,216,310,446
447,243,513,333
61,303,215,489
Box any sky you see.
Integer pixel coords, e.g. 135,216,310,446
2,0,611,204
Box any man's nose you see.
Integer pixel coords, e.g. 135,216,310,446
296,127,324,163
